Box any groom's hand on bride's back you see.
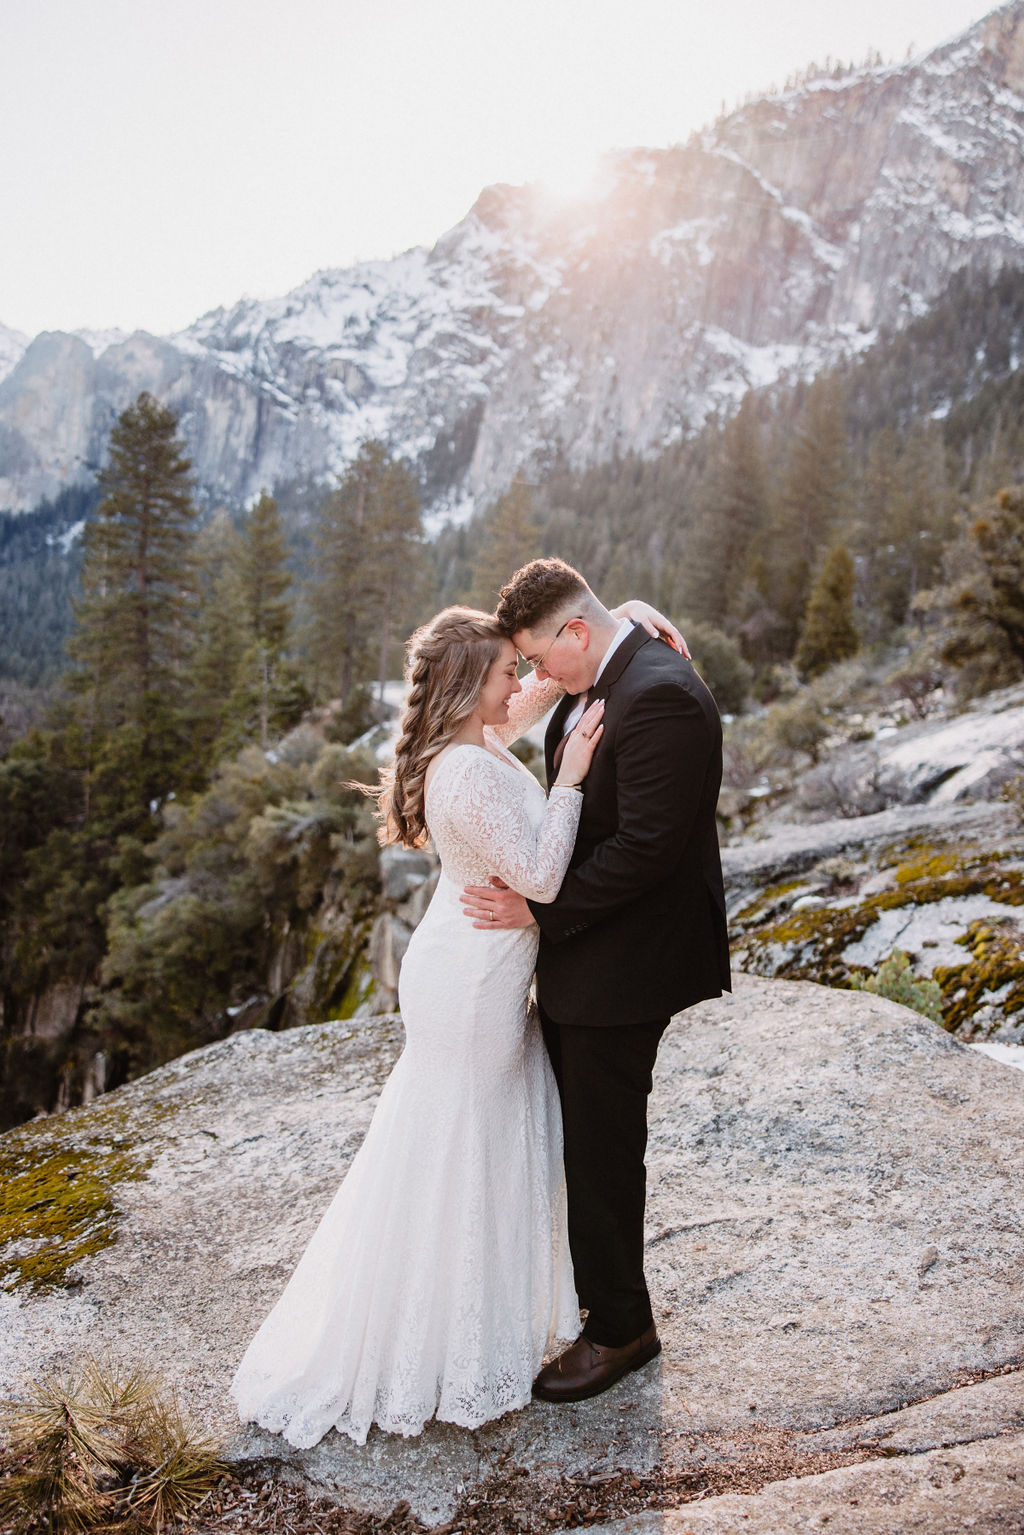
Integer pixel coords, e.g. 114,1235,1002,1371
461,877,536,929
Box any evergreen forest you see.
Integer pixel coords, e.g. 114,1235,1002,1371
2,262,1024,1130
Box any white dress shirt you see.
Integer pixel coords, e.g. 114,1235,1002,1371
561,618,633,735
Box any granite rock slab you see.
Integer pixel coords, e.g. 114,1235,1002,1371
2,975,1023,1527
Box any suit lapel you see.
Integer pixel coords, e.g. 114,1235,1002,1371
589,622,650,705
544,624,652,785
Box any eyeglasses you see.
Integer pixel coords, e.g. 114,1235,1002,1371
528,616,579,676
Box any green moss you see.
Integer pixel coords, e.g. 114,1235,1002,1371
0,1137,148,1294
737,899,877,985
304,930,355,1010
736,851,1024,993
0,1093,176,1294
880,834,1005,870
880,868,1024,908
876,832,931,869
732,879,806,928
335,954,376,1020
894,850,961,884
932,920,1024,1037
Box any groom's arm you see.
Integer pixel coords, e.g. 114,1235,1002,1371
526,681,716,942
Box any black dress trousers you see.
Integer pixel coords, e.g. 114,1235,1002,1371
539,1002,668,1349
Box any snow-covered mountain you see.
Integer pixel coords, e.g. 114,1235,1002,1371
0,323,29,385
2,0,1024,520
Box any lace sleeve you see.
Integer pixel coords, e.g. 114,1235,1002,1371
489,672,564,747
442,749,582,902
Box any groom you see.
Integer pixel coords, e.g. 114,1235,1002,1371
462,558,730,1402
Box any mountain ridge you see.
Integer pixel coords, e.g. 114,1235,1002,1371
2,0,1024,520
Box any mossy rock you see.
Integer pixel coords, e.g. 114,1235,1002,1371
734,835,1024,1032
933,919,1024,1037
286,917,364,1026
334,955,376,1020
0,1097,170,1294
894,850,963,884
731,878,807,931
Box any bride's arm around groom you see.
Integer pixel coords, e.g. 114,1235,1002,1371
464,568,729,1024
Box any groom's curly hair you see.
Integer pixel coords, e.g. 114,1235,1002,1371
495,558,591,635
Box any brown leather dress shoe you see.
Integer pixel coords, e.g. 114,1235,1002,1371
532,1323,661,1403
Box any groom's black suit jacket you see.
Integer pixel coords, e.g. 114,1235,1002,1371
527,623,730,1028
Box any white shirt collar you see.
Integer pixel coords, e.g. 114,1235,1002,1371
560,619,635,735
593,617,634,685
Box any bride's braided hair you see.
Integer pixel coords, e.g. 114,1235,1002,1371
374,606,507,848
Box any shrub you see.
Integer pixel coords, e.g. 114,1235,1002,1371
765,691,829,764
684,621,754,714
90,736,380,1072
915,485,1024,701
849,949,944,1024
885,653,946,720
806,656,873,714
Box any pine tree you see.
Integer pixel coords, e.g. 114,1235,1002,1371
852,427,901,642
236,492,293,748
771,376,850,651
894,426,955,616
852,425,955,642
187,511,249,761
239,492,291,655
925,486,1024,695
1,398,198,1097
309,444,382,706
368,452,426,698
681,394,768,632
68,391,199,807
310,441,425,704
469,481,543,610
794,544,859,678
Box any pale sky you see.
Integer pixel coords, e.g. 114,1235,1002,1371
0,0,994,339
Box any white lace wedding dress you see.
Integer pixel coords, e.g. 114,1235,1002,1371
230,677,581,1447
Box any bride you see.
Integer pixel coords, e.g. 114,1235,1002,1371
230,598,673,1447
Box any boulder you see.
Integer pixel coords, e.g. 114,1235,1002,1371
367,913,413,1006
379,847,436,904
2,975,1023,1531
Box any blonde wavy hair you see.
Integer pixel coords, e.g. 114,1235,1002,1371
373,606,507,848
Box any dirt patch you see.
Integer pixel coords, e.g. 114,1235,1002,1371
176,1360,1024,1535
171,1432,872,1535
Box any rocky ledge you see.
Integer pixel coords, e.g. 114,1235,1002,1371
722,683,1024,1047
2,974,1022,1533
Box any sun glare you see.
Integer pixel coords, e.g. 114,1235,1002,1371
535,147,604,204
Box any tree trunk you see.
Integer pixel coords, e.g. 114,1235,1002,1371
259,645,270,751
378,619,390,703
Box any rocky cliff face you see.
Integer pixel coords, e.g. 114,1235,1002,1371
3,2,1024,520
